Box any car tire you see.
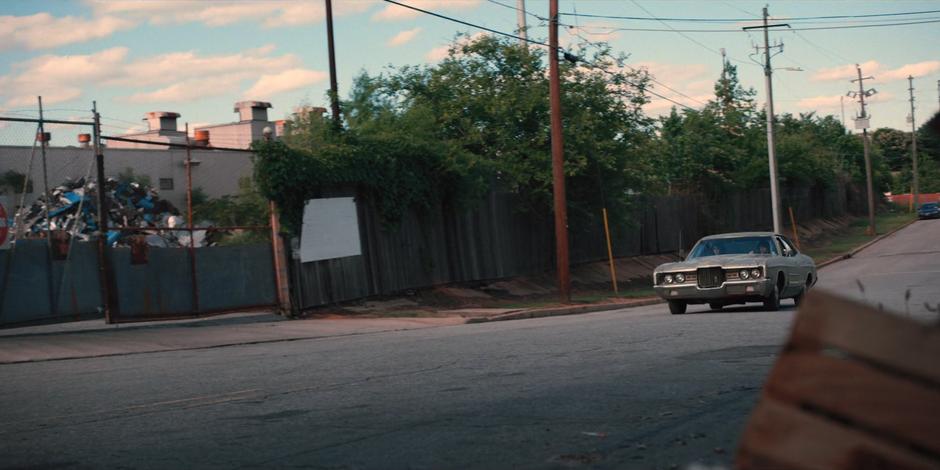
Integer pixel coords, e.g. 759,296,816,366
709,302,723,311
668,300,687,315
764,284,781,311
793,289,804,307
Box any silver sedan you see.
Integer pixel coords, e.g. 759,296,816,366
653,232,817,314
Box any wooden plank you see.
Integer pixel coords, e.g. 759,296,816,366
792,291,940,384
765,352,940,455
737,398,940,470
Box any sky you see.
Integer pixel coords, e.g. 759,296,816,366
1,0,939,147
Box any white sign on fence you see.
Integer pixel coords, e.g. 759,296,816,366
300,197,362,263
0,196,10,250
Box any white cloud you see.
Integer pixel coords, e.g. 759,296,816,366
88,0,374,28
373,0,481,21
796,95,843,110
0,47,128,107
0,12,135,50
389,27,422,47
426,45,451,62
0,45,325,107
110,46,301,88
124,76,243,104
243,69,328,99
797,91,895,110
631,62,713,114
812,60,880,82
880,61,940,81
426,32,487,62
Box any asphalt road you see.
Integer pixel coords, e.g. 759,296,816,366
1,219,937,470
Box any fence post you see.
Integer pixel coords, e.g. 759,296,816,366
269,201,292,316
92,103,118,322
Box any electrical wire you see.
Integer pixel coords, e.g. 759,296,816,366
381,0,696,111
627,0,758,68
555,18,940,32
559,8,940,23
569,30,706,107
383,0,555,49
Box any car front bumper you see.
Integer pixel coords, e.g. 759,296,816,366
654,279,774,303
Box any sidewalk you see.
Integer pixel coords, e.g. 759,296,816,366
0,297,662,364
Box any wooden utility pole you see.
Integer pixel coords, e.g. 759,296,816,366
549,0,570,302
516,0,527,45
849,65,877,236
743,8,788,235
908,75,919,210
325,0,341,128
92,102,115,322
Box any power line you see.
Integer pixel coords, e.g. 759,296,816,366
569,30,706,107
381,0,696,111
627,0,758,68
555,18,940,33
559,8,940,22
382,0,554,49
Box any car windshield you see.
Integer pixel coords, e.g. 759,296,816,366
688,236,777,259
920,203,938,210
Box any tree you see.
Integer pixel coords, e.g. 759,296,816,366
254,34,656,231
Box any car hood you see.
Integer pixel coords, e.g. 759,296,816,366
655,254,770,272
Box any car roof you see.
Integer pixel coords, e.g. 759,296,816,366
699,232,777,241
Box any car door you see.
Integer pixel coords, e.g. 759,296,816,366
775,236,803,296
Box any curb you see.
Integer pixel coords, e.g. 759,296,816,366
465,298,664,324
817,217,918,269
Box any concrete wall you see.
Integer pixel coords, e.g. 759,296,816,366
0,145,253,209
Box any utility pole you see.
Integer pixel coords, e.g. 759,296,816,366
908,76,919,210
516,0,527,45
548,0,570,303
37,96,51,244
848,64,877,236
743,7,788,234
324,0,341,128
92,101,114,323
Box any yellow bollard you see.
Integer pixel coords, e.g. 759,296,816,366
602,208,618,294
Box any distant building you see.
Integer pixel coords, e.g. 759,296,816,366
107,111,188,149
0,101,289,209
194,101,275,149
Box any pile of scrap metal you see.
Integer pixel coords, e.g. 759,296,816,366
13,177,217,247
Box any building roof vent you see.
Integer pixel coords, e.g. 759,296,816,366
144,111,181,132
234,101,272,122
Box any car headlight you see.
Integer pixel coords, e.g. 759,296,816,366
739,269,750,280
751,268,761,279
664,274,674,284
675,273,685,283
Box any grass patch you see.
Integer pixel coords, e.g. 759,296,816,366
802,211,915,263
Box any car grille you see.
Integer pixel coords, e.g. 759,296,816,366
697,267,725,288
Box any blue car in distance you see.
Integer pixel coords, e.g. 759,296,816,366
918,202,940,220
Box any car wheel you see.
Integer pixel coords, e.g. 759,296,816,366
709,302,723,311
793,289,804,307
763,283,781,311
668,300,687,315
